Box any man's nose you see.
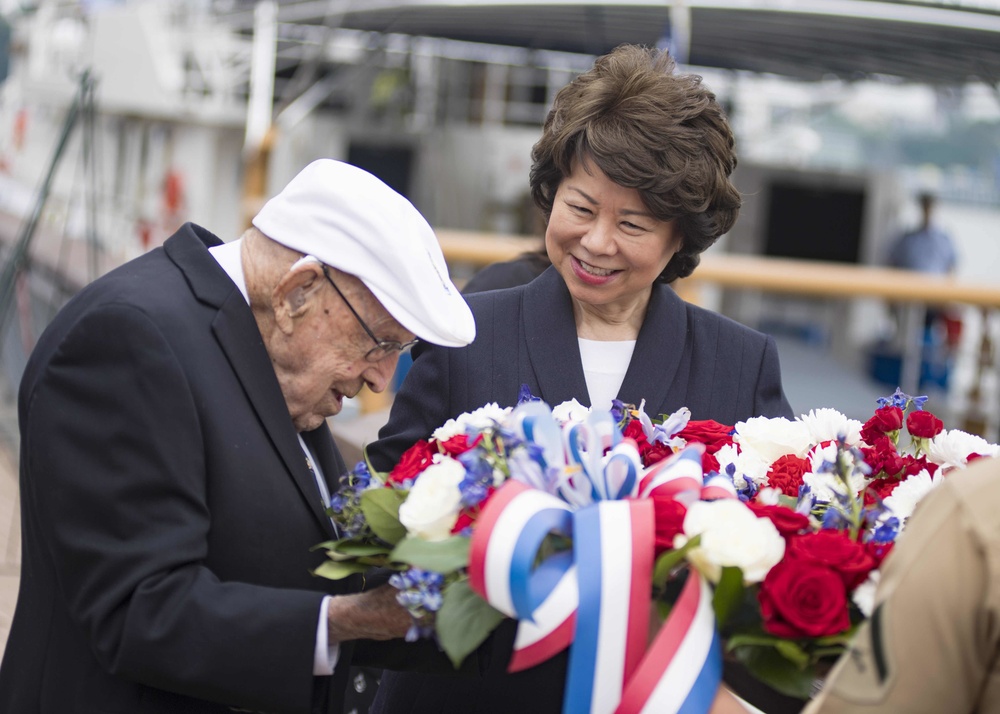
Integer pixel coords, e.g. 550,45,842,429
363,353,400,393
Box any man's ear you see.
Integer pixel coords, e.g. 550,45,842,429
273,262,324,335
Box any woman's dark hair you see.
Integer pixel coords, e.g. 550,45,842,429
529,44,741,283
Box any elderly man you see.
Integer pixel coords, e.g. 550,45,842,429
0,160,475,713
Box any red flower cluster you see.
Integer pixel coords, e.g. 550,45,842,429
388,440,436,485
758,530,877,638
765,455,811,498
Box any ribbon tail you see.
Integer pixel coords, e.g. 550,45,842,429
616,575,722,714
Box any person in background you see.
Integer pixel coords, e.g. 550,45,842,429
887,192,957,276
804,455,1000,714
882,192,962,386
0,159,475,713
461,246,551,294
367,44,796,714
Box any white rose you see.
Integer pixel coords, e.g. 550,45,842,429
551,398,590,424
798,408,863,447
432,402,511,441
398,456,466,541
676,500,785,584
927,429,1000,470
734,416,813,463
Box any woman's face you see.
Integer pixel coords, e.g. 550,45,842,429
545,158,682,315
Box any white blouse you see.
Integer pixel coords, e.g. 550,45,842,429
578,337,636,412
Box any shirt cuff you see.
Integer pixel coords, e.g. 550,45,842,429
314,595,340,675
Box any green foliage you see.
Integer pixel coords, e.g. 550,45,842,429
712,566,745,628
312,538,392,560
361,488,408,545
436,579,506,668
391,536,471,573
312,559,371,580
731,642,814,700
651,535,701,589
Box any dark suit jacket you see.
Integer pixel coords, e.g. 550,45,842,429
367,266,795,714
0,224,358,714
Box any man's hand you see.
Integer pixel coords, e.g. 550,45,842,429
326,584,412,642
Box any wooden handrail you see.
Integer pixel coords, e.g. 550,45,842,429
435,228,1000,308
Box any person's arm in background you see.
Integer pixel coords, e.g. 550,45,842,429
804,463,999,714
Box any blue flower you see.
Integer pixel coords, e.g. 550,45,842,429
876,387,927,411
518,384,541,405
457,450,495,507
871,516,900,543
390,567,447,642
821,507,850,530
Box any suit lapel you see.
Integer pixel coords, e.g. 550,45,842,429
164,225,337,537
521,268,591,406
619,283,688,415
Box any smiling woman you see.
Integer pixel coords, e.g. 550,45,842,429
366,44,800,714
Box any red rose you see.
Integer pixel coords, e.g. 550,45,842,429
624,420,674,466
759,559,851,638
861,406,904,445
906,410,944,439
651,496,687,556
623,420,647,444
642,441,674,467
676,420,735,454
450,486,497,534
439,433,479,457
387,439,435,485
787,531,876,589
702,452,720,476
747,502,810,538
765,455,811,498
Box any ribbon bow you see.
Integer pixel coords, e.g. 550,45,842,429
469,403,726,714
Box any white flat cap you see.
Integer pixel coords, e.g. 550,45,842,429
252,159,475,347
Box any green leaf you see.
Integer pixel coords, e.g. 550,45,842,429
651,534,701,588
361,488,408,545
727,632,787,650
312,560,371,580
334,542,393,558
732,644,815,700
712,566,745,628
775,639,811,669
776,494,799,509
390,536,471,573
436,580,506,668
311,540,341,552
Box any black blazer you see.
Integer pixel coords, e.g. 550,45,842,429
367,267,795,714
0,224,358,714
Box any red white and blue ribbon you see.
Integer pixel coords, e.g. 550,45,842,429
468,406,726,714
618,575,723,714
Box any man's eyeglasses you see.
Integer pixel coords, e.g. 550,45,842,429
321,265,419,362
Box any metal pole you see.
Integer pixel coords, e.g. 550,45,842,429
0,70,89,340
